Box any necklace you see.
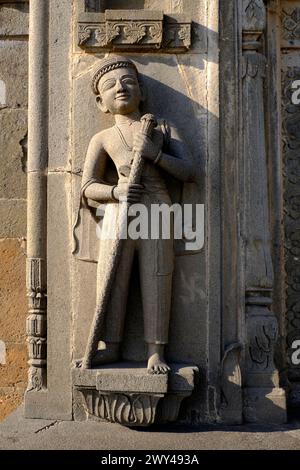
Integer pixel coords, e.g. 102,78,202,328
115,125,133,152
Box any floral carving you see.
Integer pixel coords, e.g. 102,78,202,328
249,321,278,370
163,23,191,50
149,23,162,41
80,390,162,426
78,25,93,46
77,15,192,50
105,24,120,44
95,25,108,47
123,23,147,44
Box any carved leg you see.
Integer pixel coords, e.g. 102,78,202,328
147,344,170,375
139,236,174,375
92,342,120,366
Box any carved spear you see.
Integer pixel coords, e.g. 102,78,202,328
82,113,157,369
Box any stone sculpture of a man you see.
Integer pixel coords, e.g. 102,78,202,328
75,55,194,374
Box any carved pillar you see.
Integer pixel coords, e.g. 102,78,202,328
281,4,300,410
26,0,49,392
242,0,286,423
219,0,243,425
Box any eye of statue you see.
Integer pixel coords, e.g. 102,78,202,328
122,77,136,85
101,79,117,92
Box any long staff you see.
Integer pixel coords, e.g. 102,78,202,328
82,114,157,369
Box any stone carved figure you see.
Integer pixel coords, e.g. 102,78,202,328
74,55,195,374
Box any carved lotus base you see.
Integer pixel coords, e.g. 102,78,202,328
80,390,163,426
72,363,198,427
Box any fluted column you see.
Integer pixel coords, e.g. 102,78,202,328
26,0,49,392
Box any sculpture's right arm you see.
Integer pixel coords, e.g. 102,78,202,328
81,135,116,203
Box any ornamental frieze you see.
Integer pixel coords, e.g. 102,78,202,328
77,10,191,51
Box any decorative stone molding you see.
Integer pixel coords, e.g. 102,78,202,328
242,0,266,51
80,390,163,426
282,7,300,46
242,0,267,32
163,15,191,50
73,364,198,426
26,258,47,391
245,291,279,387
77,10,191,51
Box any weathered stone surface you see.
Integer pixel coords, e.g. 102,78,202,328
243,388,287,425
0,40,28,108
2,406,300,450
0,238,27,343
0,343,27,389
0,109,27,199
0,3,29,36
0,389,23,423
0,199,26,238
73,364,198,426
74,366,168,393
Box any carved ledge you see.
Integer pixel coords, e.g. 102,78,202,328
73,363,198,426
77,10,191,52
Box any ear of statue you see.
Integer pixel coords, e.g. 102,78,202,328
96,95,109,114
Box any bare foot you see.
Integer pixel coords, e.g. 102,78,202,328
147,353,170,375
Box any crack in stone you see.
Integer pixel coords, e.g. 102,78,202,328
19,133,27,173
35,421,59,434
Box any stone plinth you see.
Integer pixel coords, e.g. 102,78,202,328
73,363,198,427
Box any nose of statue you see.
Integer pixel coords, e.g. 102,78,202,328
116,79,125,92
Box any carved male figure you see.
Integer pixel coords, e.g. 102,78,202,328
76,55,194,374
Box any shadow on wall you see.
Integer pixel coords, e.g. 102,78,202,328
72,23,220,424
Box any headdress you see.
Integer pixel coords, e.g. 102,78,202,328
92,55,138,95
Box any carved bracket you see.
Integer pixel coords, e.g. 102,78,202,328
77,10,191,52
73,364,198,426
80,390,163,426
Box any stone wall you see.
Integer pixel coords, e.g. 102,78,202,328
0,1,29,421
0,0,299,424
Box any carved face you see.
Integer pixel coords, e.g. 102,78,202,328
97,67,142,116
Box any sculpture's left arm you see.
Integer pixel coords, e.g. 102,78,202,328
158,126,195,182
134,125,197,183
